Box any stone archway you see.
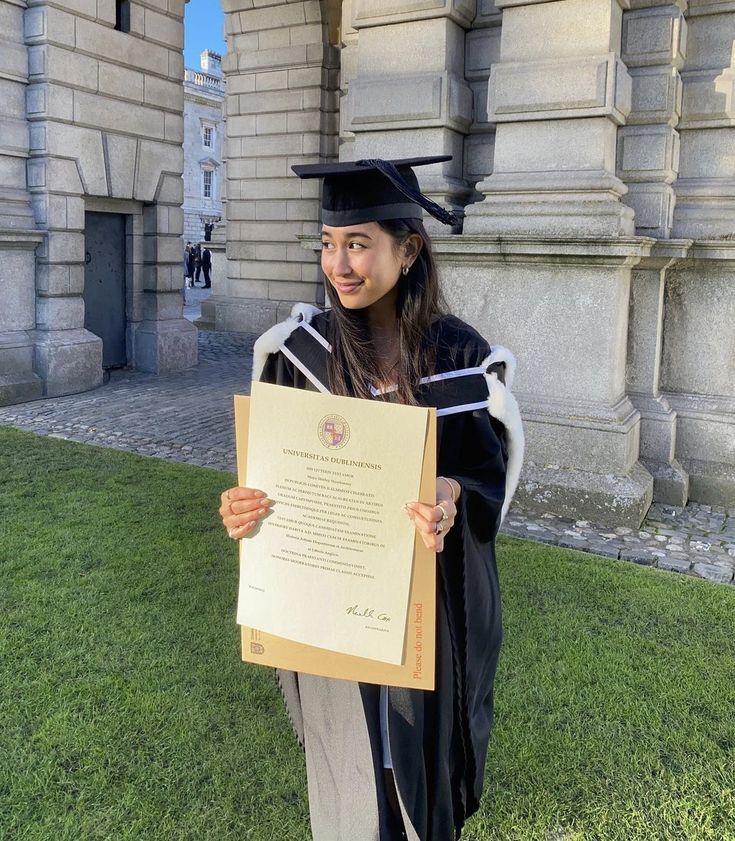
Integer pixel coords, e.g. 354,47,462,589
202,0,343,334
208,0,492,334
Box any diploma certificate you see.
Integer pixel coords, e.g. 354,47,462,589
236,381,431,665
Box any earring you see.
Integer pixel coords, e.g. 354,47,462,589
402,265,409,276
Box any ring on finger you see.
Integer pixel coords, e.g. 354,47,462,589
437,502,449,522
226,489,231,501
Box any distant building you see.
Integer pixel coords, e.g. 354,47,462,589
183,50,226,247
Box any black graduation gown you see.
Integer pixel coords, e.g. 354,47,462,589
257,309,510,841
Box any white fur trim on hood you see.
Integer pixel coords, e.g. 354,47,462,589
251,303,323,384
481,349,525,521
484,345,517,390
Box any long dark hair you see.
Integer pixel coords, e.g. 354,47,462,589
326,218,444,404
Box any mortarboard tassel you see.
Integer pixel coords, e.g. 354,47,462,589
356,159,459,228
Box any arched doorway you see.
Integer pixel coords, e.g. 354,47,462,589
196,0,343,334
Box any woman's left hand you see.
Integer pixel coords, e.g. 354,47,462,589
405,477,458,553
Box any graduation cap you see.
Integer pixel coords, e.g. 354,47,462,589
291,156,458,227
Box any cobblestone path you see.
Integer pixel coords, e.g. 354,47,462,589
1,329,732,585
0,331,253,472
502,505,735,585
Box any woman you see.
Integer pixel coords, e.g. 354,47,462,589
184,242,194,289
218,157,523,840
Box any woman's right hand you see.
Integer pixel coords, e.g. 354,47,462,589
219,487,272,540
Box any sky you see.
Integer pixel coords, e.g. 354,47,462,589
184,0,226,71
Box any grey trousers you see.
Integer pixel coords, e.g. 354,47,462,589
297,675,409,841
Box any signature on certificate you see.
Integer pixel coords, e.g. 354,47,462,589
346,604,392,623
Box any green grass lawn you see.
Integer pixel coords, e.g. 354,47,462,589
1,427,733,841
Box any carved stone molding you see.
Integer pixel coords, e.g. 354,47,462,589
352,0,476,28
346,72,473,132
489,53,632,125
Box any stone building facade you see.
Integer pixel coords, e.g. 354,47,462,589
183,48,226,247
211,0,734,525
1,0,196,403
1,0,733,525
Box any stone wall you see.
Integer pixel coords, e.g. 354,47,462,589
0,0,197,404
211,0,733,521
664,1,735,506
0,0,44,404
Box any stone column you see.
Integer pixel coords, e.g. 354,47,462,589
661,2,735,505
435,0,657,526
616,1,691,505
673,0,735,238
23,0,195,397
0,0,44,405
208,0,339,334
660,241,735,506
465,0,635,236
626,243,690,505
337,0,359,161
133,187,197,373
437,235,654,527
344,0,476,231
618,0,686,238
24,1,102,397
463,1,502,196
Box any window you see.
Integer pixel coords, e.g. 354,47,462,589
115,0,130,32
203,126,214,148
203,170,213,199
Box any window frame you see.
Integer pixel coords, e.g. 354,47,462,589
115,0,131,32
202,169,214,200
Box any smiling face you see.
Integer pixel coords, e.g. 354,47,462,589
320,222,412,312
